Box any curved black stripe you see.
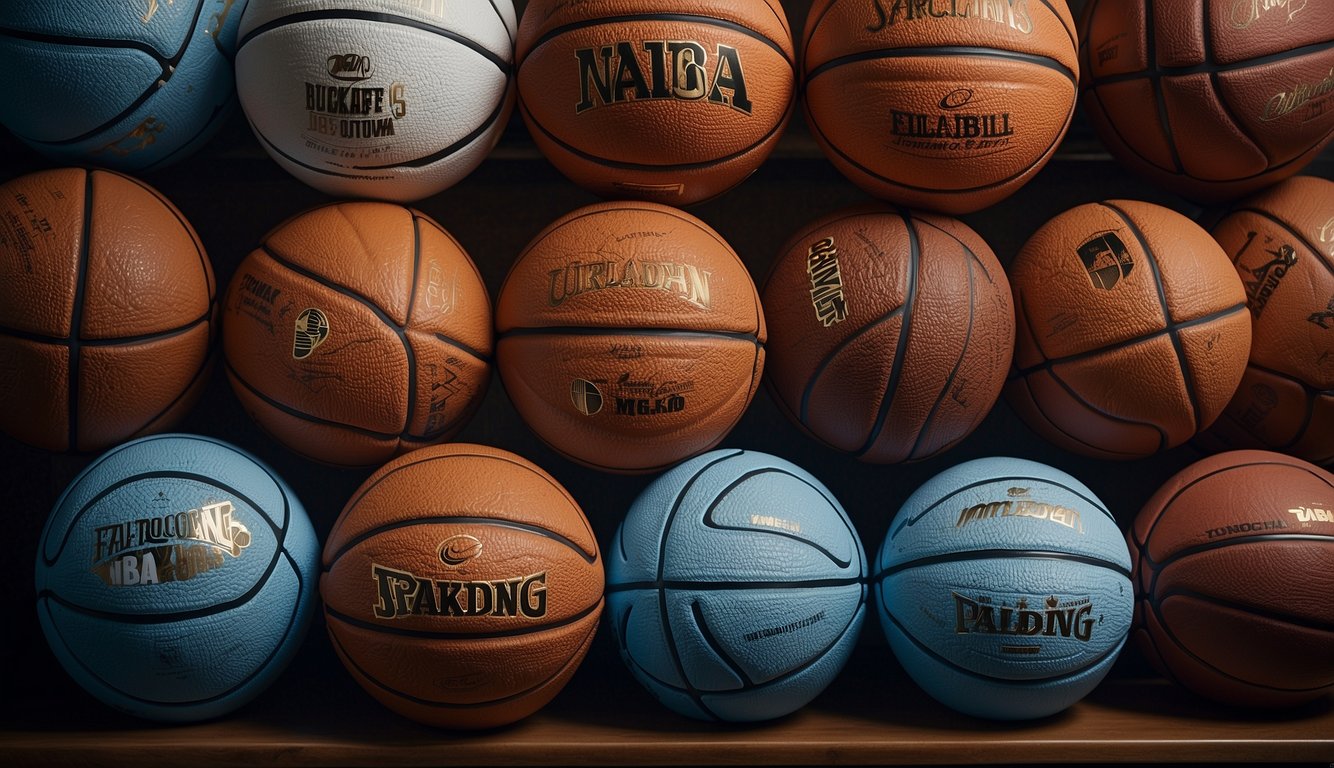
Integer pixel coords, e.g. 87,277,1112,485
239,10,511,72
877,549,1132,581
1101,201,1203,430
323,515,598,569
1087,38,1334,88
358,85,511,170
607,577,865,593
1044,364,1170,453
806,45,1076,85
799,307,905,427
431,332,492,365
0,311,213,347
1015,368,1163,458
328,449,590,560
517,96,791,173
0,1,207,145
882,607,1128,687
1202,3,1268,167
1150,533,1334,573
692,600,751,686
123,346,216,443
525,13,793,63
224,358,400,440
325,612,599,710
702,468,858,569
1155,585,1334,633
858,209,920,457
497,325,762,345
324,600,602,640
1035,0,1076,50
1144,0,1185,174
67,170,93,451
908,237,979,461
404,215,423,430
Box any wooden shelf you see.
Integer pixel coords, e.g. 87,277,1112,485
2,0,1333,762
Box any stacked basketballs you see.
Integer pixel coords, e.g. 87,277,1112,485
3,0,1334,746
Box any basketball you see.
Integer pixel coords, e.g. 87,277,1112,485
1195,176,1334,465
495,201,765,473
607,449,866,722
321,443,604,729
1130,450,1334,708
0,168,216,453
221,201,492,467
763,204,1014,463
801,0,1078,214
875,456,1133,720
0,1,242,170
34,433,320,721
1005,199,1252,459
515,0,796,206
235,0,516,201
1079,2,1334,203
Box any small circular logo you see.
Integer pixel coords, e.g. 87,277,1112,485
293,308,330,360
939,88,975,110
439,535,482,567
570,378,603,416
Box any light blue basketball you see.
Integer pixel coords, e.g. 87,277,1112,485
0,1,245,170
874,456,1133,720
35,433,319,722
607,449,867,722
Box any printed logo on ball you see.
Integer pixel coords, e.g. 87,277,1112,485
888,87,1015,159
570,379,604,416
1230,0,1308,29
575,41,752,114
91,499,252,587
547,258,712,309
1076,231,1134,290
807,237,848,327
952,592,1097,653
1260,66,1334,122
292,308,330,360
1234,230,1298,319
866,0,1035,34
1288,505,1334,524
954,492,1084,534
370,543,548,620
304,53,409,146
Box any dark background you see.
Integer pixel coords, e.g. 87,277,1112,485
1,0,1331,740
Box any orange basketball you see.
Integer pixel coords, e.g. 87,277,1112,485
495,201,765,473
1130,450,1334,708
1006,199,1252,459
0,168,215,453
321,443,604,729
515,0,796,206
763,204,1013,463
221,201,492,467
801,0,1079,214
1079,1,1334,203
1195,175,1334,465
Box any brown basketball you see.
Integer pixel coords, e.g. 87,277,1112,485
495,200,765,473
321,443,604,729
801,0,1078,214
1006,199,1252,459
1079,1,1334,203
1195,176,1334,465
0,168,215,453
762,204,1013,462
515,0,796,206
221,201,492,467
1130,450,1334,708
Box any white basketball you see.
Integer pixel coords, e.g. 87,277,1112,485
235,0,515,202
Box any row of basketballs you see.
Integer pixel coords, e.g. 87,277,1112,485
34,423,1334,728
1,1,1330,211
0,165,1329,470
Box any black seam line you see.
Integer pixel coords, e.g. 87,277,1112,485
889,474,1114,541
497,326,763,346
692,600,752,688
805,46,1076,85
1245,359,1334,397
326,614,598,710
238,10,512,73
1009,301,1249,379
701,468,858,570
1149,533,1334,573
404,214,422,435
125,347,215,441
67,170,93,452
1129,459,1327,554
224,358,401,440
525,13,794,65
486,0,515,48
908,241,979,461
329,449,590,555
323,599,603,640
1087,38,1334,88
1202,2,1268,162
0,312,212,347
882,608,1128,687
876,549,1133,581
323,515,599,569
1014,363,1166,458
428,332,492,365
1047,363,1169,452
799,307,905,426
1154,584,1334,634
1101,201,1203,431
45,468,287,567
1144,0,1186,174
607,577,866,593
0,1,206,146
1035,0,1076,50
517,97,790,173
857,208,920,457
358,86,511,170
1221,206,1334,279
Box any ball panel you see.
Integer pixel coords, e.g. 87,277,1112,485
1162,73,1268,182
799,318,903,454
0,43,159,143
1151,541,1334,625
240,0,517,58
1215,56,1334,168
1200,368,1328,459
1005,369,1168,459
0,168,86,338
1208,0,1334,64
517,0,793,59
1082,80,1177,172
0,339,69,451
410,215,495,356
1175,312,1253,429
